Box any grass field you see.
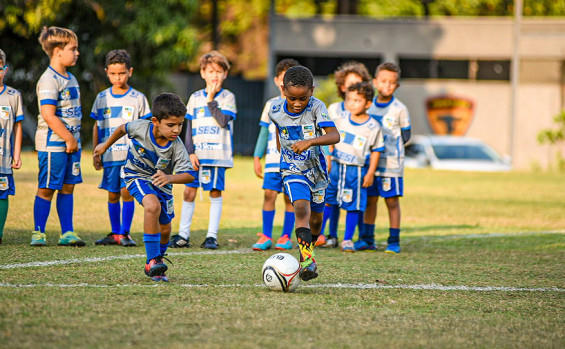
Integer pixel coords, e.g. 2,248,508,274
1,152,564,348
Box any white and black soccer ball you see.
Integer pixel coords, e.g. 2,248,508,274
262,253,301,292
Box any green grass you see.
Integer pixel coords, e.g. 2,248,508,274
0,152,564,348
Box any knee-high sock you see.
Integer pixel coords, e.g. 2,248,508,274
56,193,74,234
207,197,223,239
120,200,135,234
262,210,275,238
178,201,195,239
320,205,332,236
143,233,161,262
0,199,8,238
328,205,340,238
34,196,51,233
363,224,376,245
282,211,295,238
388,228,400,244
344,211,361,241
160,243,169,257
108,201,121,234
295,227,314,264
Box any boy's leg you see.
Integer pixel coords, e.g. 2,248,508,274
171,186,196,248
95,191,121,245
0,199,7,243
342,210,361,252
274,194,295,250
253,189,277,251
141,194,167,276
56,184,85,246
384,196,401,253
31,188,54,246
203,189,222,249
119,187,136,246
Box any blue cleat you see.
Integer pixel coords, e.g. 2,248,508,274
274,235,292,250
299,258,318,281
354,240,376,252
385,243,401,254
252,233,272,251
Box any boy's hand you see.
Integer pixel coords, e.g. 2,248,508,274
66,137,79,153
190,153,200,171
11,156,21,170
93,155,103,171
253,157,263,179
362,173,375,188
152,170,170,187
291,139,311,154
206,81,222,103
93,143,106,158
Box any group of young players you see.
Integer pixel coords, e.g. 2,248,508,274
0,25,410,283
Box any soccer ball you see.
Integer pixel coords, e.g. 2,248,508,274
262,253,301,292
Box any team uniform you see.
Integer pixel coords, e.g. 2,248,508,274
123,119,192,224
0,85,24,199
327,101,349,122
185,88,237,190
367,96,411,198
259,97,284,192
91,86,151,192
326,116,384,211
36,66,83,189
268,97,335,213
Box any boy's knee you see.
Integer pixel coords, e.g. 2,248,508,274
143,197,161,216
184,187,196,202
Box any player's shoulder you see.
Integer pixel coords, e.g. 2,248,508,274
128,117,150,129
96,87,111,99
366,117,381,130
4,85,21,97
391,96,408,110
191,89,206,99
128,86,147,99
220,88,235,98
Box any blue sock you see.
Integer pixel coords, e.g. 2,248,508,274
143,233,161,263
282,211,295,238
120,200,135,235
262,210,275,238
344,211,360,241
56,193,74,233
160,243,168,256
33,196,51,233
364,223,375,245
108,202,121,234
388,228,400,245
357,212,364,240
320,205,332,236
329,205,340,238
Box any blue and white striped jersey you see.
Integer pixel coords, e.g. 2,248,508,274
268,97,335,191
0,85,24,174
123,119,193,195
259,96,282,173
35,66,82,152
91,87,151,167
186,89,237,168
333,115,384,167
328,101,349,123
368,96,411,177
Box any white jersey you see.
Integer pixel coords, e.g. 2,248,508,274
268,97,335,191
328,101,349,123
367,96,411,177
123,119,192,195
0,85,25,174
90,87,151,167
333,115,384,167
259,97,282,173
186,88,237,168
35,67,82,152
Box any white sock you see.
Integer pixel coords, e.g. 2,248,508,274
178,201,195,239
207,197,223,239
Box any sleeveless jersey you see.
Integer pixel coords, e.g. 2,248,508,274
0,85,25,174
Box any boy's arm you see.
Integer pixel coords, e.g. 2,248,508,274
253,125,269,178
207,100,233,128
151,171,194,188
291,126,340,154
92,125,102,170
40,104,78,153
11,122,22,169
362,151,381,188
402,128,411,144
183,118,200,171
93,124,127,158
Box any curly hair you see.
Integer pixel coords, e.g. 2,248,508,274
347,81,374,103
105,50,132,69
334,61,371,99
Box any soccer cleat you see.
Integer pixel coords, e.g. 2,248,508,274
58,231,86,247
151,273,169,282
169,234,190,248
30,231,46,246
322,236,338,248
354,240,377,252
314,234,326,247
119,234,137,247
144,256,168,277
275,235,293,250
252,233,272,251
201,236,219,249
94,233,119,245
385,243,401,254
341,240,355,252
299,258,318,281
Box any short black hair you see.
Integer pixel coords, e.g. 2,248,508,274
347,81,374,103
275,58,300,76
152,93,187,121
283,65,314,89
105,49,132,69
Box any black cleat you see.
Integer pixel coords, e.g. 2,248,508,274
119,234,137,247
95,233,119,245
299,260,318,281
170,234,190,248
201,236,219,249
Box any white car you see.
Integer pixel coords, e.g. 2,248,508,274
404,135,512,172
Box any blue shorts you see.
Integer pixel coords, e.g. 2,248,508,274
185,166,226,191
0,174,15,199
38,151,83,190
262,171,284,192
283,179,326,213
326,163,368,211
99,165,126,193
127,178,175,225
367,176,404,198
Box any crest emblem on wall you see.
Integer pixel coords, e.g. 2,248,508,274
426,95,475,136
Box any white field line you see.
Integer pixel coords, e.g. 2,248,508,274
0,230,562,271
0,282,562,292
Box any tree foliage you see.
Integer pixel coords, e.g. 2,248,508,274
538,111,565,145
